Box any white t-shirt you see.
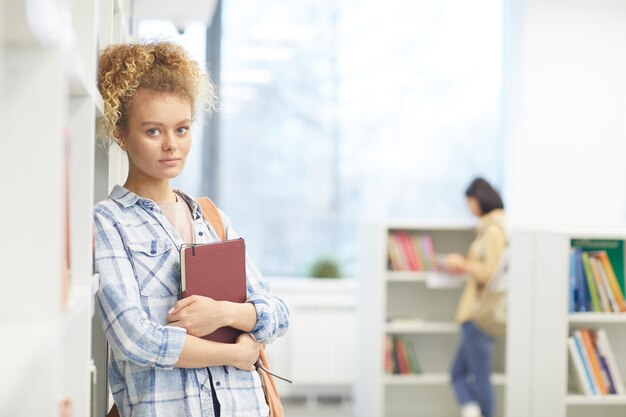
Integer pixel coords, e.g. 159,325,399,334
157,194,194,244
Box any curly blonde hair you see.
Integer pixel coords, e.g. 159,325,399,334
98,41,216,142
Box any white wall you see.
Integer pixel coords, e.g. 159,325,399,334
504,0,626,227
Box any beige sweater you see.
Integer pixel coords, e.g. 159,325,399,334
455,209,508,323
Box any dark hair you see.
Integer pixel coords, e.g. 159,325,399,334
465,177,504,215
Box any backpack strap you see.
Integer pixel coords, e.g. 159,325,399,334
197,196,287,416
197,196,226,241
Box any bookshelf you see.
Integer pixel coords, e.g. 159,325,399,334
356,221,507,417
506,228,626,417
0,1,132,416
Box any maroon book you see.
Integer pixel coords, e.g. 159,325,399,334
180,238,246,344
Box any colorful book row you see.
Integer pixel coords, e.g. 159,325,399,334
388,232,437,271
568,328,625,396
384,335,422,375
569,248,626,313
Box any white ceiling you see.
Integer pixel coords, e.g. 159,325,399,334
134,0,219,31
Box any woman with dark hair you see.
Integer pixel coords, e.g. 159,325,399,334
443,177,508,417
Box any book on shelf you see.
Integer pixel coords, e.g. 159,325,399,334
569,245,626,313
595,329,625,394
597,251,626,312
384,334,393,374
572,331,597,395
580,328,608,395
394,338,411,374
569,328,624,396
387,231,438,272
384,335,422,375
569,249,576,313
568,335,594,395
589,257,612,312
572,239,625,296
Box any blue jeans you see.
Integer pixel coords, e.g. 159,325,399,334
450,321,494,417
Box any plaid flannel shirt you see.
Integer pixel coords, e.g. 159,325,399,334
94,185,289,417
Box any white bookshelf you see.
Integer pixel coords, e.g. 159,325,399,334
506,228,626,417
356,222,507,417
384,372,507,386
92,2,134,417
0,1,131,416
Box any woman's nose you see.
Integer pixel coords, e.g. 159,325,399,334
162,132,178,151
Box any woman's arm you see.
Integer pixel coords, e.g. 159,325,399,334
167,210,290,343
95,208,258,370
444,225,506,285
176,333,260,370
167,295,257,336
466,225,506,285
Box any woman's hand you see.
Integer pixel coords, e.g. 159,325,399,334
232,333,262,371
167,295,230,337
444,253,468,273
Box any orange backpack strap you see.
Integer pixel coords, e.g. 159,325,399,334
258,348,284,417
198,196,286,417
197,196,226,241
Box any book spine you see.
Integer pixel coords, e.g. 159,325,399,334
404,339,421,374
395,338,410,374
401,233,420,270
384,335,393,374
580,328,609,395
391,336,399,374
569,249,577,313
414,236,428,270
421,235,436,270
388,235,403,271
598,352,617,394
574,331,598,395
396,234,415,270
589,257,611,312
568,336,593,395
597,251,626,312
575,249,589,312
591,329,616,394
593,255,619,312
597,329,626,394
581,252,602,312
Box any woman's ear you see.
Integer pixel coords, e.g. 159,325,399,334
114,128,127,150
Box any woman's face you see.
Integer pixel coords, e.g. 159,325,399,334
119,89,193,183
467,196,482,217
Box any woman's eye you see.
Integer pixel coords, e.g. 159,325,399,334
147,128,160,136
176,127,189,135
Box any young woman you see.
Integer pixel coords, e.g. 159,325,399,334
94,41,289,417
443,177,508,417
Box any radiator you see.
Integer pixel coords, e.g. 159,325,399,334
264,277,357,397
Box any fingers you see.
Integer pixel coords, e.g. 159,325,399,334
236,333,251,343
168,295,197,316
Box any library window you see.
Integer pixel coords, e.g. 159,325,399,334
142,0,505,277
218,0,504,277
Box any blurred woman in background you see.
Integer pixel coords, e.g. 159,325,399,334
444,177,508,417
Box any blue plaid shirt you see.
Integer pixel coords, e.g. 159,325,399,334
94,185,289,417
